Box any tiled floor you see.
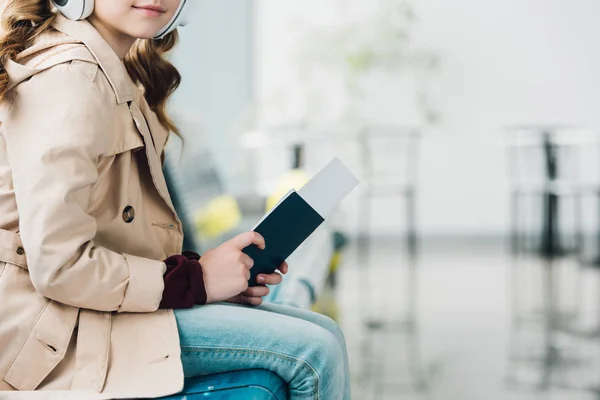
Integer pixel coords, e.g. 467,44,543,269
335,237,600,400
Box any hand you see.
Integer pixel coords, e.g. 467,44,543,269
199,232,265,304
227,262,289,306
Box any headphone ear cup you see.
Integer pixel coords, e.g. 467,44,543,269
152,0,197,40
178,0,197,27
52,0,94,20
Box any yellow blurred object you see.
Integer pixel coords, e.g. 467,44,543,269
329,251,342,274
312,288,339,321
194,195,242,239
265,169,310,212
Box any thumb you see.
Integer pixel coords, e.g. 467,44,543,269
230,231,266,250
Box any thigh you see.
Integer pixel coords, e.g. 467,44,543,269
174,303,341,380
257,302,346,347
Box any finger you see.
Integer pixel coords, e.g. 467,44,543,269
277,262,289,275
242,286,269,298
240,253,254,269
227,294,261,306
240,295,263,306
256,272,283,286
226,295,245,305
230,231,266,250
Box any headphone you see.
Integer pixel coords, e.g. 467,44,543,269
51,0,195,40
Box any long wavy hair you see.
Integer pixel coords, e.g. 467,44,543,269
0,0,181,135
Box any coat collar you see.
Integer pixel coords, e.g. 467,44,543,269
52,14,134,104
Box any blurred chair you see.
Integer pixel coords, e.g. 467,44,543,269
505,126,594,258
357,125,421,321
357,125,421,262
354,125,430,394
504,125,599,391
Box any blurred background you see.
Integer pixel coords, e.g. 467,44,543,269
163,0,600,398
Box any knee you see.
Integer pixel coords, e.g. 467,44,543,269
300,327,346,394
311,313,348,349
286,327,346,398
303,325,345,371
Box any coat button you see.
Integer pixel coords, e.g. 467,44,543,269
16,246,24,255
122,206,135,223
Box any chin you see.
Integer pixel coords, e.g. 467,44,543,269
128,28,162,40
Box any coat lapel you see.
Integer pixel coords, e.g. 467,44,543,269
128,99,179,224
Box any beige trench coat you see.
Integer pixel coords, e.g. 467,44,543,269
0,14,186,398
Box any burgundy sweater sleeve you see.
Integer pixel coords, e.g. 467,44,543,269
159,251,207,309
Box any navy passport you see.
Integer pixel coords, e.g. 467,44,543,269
243,157,359,287
243,191,324,286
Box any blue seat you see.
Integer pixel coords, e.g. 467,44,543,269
159,369,288,400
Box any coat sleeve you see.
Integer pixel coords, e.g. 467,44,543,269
2,61,166,313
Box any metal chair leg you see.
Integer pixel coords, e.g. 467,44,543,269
406,189,418,257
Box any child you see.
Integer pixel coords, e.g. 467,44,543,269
0,1,350,398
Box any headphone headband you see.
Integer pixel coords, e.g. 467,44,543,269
51,0,195,40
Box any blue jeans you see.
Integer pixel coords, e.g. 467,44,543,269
174,302,351,399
